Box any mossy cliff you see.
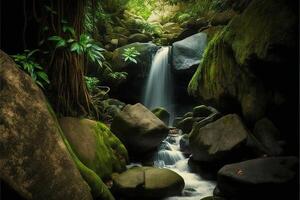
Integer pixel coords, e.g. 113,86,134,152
188,0,298,123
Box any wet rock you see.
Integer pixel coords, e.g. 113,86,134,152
0,50,92,200
211,10,237,26
172,32,207,74
112,167,184,199
111,103,169,157
59,117,128,179
193,105,214,118
180,134,191,155
189,114,248,162
217,157,299,199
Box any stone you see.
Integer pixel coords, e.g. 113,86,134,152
128,33,152,43
211,10,237,26
111,103,169,157
112,167,184,199
189,114,248,162
151,107,170,125
193,105,213,118
217,157,299,199
0,50,92,200
59,117,128,179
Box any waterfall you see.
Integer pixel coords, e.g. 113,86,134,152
143,47,174,122
154,134,216,200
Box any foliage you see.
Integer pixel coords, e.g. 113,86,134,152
12,49,49,88
126,0,156,19
122,47,140,64
47,24,106,68
85,76,100,92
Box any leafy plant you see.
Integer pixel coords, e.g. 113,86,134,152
47,22,105,68
12,49,49,88
85,76,100,92
122,47,140,64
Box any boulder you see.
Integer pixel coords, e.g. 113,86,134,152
176,117,195,134
172,32,207,75
128,33,152,43
217,157,299,199
180,134,191,155
111,103,169,157
188,0,298,123
102,98,126,120
151,107,170,125
0,50,93,200
193,105,213,118
253,118,283,156
112,167,185,199
59,117,128,179
189,114,248,162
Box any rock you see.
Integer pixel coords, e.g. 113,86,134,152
176,117,194,134
180,134,191,155
183,112,193,118
163,22,183,34
128,33,152,43
59,117,128,179
151,107,170,125
253,118,283,156
111,103,169,157
189,114,248,162
112,167,185,199
211,10,237,26
171,28,198,43
173,117,183,127
111,43,159,102
193,105,213,118
172,32,207,74
181,17,209,30
217,157,299,199
188,0,298,123
0,50,93,200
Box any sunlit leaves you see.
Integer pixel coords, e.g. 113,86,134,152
122,47,140,64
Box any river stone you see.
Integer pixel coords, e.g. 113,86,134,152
217,157,299,199
151,107,170,125
59,117,128,179
193,105,213,118
0,50,92,200
172,32,207,73
112,167,185,199
189,114,248,162
111,103,169,157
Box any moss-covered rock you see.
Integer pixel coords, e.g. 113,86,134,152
59,117,128,180
151,107,170,125
188,0,297,122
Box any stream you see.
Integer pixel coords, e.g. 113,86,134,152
154,134,216,200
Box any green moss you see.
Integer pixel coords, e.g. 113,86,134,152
46,103,115,200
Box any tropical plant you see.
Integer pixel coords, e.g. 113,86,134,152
122,47,140,64
12,49,49,88
85,76,100,93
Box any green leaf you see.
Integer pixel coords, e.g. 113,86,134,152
37,71,50,83
55,39,66,48
48,36,63,41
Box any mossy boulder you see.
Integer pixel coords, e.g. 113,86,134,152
151,107,170,125
112,167,185,199
59,117,128,180
188,0,298,123
0,50,92,200
128,33,152,43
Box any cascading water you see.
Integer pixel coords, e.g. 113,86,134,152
143,47,174,123
154,134,216,200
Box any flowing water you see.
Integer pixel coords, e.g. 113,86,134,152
154,134,216,200
143,47,174,123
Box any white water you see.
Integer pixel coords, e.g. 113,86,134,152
143,47,174,123
154,135,216,200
